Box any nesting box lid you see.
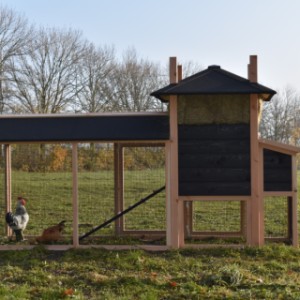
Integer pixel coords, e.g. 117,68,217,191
151,65,276,102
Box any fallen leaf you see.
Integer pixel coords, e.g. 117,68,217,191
63,288,74,296
169,281,177,287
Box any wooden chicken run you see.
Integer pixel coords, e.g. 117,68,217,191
0,55,299,250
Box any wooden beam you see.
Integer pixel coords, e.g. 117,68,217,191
169,57,177,84
259,139,300,155
177,65,183,82
249,95,264,246
178,196,250,201
166,56,184,248
291,155,298,247
167,94,184,248
72,143,79,248
114,143,124,235
248,54,264,246
4,144,12,237
248,55,257,83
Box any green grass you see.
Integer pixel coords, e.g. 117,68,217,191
0,245,300,299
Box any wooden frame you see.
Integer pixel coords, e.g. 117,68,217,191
113,142,166,237
259,139,299,247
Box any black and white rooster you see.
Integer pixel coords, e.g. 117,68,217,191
5,197,29,241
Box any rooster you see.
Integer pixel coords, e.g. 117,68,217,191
5,196,29,242
36,220,66,243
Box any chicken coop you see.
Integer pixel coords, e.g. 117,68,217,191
0,55,299,251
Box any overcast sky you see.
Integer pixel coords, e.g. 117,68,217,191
1,0,300,91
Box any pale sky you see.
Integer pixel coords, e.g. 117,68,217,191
1,0,300,91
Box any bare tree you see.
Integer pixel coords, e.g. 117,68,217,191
260,86,300,145
9,27,85,114
112,48,165,112
0,6,32,113
76,43,115,113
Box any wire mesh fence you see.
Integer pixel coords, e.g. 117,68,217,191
123,146,166,231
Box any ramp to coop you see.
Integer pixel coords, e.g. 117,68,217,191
264,196,292,243
78,144,166,245
2,143,73,244
185,200,246,244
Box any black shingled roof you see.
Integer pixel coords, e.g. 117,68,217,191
151,65,276,102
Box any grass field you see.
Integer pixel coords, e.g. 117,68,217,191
0,245,300,299
0,155,299,298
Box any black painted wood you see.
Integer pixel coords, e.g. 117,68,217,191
263,149,292,191
0,115,169,142
178,124,251,196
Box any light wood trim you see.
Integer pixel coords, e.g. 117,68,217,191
5,144,12,237
169,57,177,84
249,93,263,246
259,139,300,155
291,155,298,247
248,55,258,83
118,142,164,148
184,201,193,238
0,244,170,251
177,65,183,82
240,201,247,238
178,196,250,201
189,231,242,237
114,143,124,235
168,94,184,248
263,191,294,197
184,244,245,249
72,143,79,248
165,141,172,246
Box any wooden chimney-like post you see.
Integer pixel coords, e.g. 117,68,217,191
166,57,184,248
248,55,264,246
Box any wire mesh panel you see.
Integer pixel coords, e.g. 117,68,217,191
192,201,241,233
264,196,289,239
78,143,115,237
10,144,73,239
123,146,166,231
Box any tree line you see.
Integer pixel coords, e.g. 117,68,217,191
1,6,300,147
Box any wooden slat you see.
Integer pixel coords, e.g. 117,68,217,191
291,155,298,247
72,143,79,248
5,145,12,237
248,54,264,246
114,143,124,235
179,196,250,201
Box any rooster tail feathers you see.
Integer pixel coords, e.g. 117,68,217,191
5,212,14,225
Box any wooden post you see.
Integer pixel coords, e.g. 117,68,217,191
114,143,124,235
4,144,12,237
177,65,183,82
72,143,79,248
166,57,184,248
248,55,264,246
184,201,193,238
291,155,298,247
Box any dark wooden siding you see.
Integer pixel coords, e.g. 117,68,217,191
178,124,251,196
0,115,169,142
263,149,292,191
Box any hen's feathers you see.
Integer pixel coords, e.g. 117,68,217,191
36,220,66,243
